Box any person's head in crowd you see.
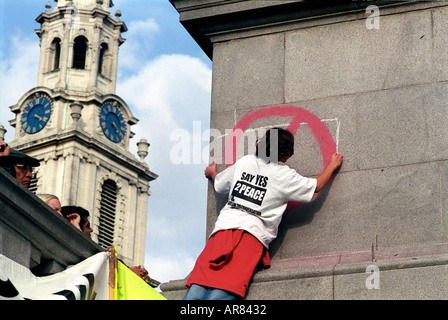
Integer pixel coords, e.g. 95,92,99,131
61,206,93,238
0,148,40,188
37,194,62,216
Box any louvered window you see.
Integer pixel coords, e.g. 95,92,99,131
29,174,38,194
98,179,117,248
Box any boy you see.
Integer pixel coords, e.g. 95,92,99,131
184,128,343,300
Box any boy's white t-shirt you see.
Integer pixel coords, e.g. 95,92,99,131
211,155,317,248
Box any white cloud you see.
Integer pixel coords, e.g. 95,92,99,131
118,18,160,72
117,53,212,284
117,53,212,164
0,33,40,141
145,252,196,285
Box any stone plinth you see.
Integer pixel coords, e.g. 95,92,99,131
166,0,448,299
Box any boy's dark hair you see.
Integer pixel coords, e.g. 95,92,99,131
61,205,90,229
61,205,89,218
255,128,294,161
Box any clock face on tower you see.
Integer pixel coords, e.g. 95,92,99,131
99,101,126,143
21,94,52,134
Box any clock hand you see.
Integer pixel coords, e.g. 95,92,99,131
112,122,124,139
112,122,119,133
34,114,43,121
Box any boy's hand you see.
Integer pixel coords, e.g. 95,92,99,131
315,153,343,193
204,160,218,180
329,153,343,171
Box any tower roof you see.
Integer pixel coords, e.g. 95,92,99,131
53,0,114,9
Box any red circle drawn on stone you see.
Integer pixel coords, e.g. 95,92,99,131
224,106,336,209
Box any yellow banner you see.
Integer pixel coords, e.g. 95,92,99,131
114,260,166,300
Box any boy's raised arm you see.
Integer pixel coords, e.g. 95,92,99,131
315,153,343,193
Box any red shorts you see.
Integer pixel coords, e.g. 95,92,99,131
186,229,270,298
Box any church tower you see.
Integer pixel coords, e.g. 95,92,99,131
8,0,158,267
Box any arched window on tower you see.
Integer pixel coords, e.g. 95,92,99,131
49,38,61,71
72,36,88,69
98,179,117,248
98,43,109,76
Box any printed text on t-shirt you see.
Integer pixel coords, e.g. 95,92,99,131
231,172,269,206
240,172,269,187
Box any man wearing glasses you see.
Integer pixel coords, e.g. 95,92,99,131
0,141,40,188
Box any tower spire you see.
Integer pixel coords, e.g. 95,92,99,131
7,0,157,268
35,0,126,95
54,0,114,10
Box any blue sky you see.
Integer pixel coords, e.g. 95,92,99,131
0,0,212,284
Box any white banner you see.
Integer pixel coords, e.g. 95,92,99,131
0,252,110,300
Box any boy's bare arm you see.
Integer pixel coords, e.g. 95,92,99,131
315,153,343,193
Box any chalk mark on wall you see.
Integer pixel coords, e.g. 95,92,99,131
220,119,340,154
223,106,338,209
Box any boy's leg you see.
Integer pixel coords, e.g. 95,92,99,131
183,284,208,300
205,288,238,300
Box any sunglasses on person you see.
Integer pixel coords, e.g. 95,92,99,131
14,164,34,174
